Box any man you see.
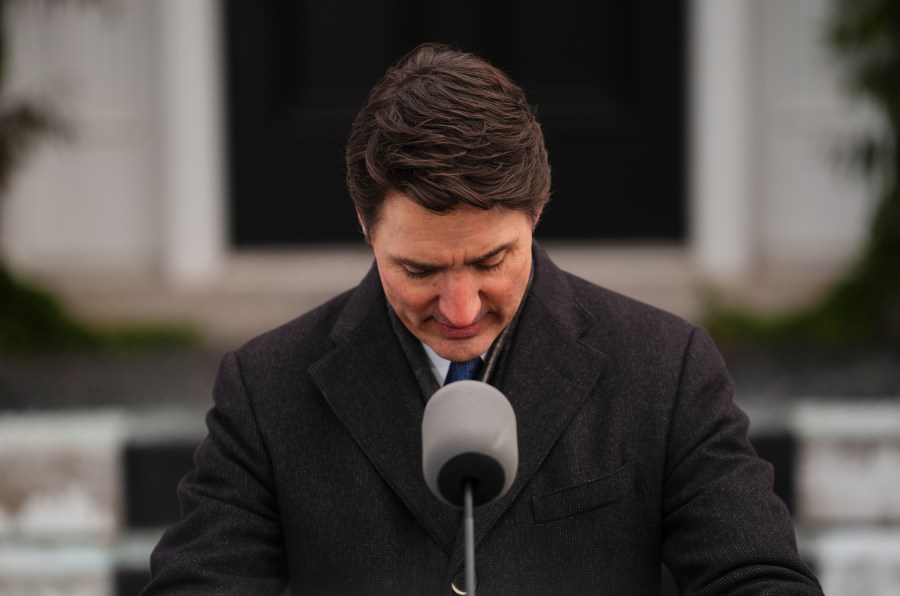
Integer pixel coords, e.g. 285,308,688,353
143,44,823,595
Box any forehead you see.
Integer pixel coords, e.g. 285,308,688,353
372,193,530,250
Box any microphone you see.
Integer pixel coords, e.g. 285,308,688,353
422,380,518,595
422,380,518,507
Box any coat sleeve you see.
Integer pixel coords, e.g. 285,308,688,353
141,351,288,595
660,328,823,595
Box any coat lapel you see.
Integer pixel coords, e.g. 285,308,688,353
447,243,608,567
499,243,609,506
308,266,461,554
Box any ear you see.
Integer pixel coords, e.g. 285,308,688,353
531,206,544,229
356,210,371,243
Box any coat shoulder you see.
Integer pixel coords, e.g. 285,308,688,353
232,285,371,381
563,272,698,348
530,245,698,353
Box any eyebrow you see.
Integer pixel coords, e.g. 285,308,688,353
392,241,516,271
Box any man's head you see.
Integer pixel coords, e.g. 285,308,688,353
345,44,551,361
345,43,551,238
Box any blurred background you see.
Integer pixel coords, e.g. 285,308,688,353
0,0,898,594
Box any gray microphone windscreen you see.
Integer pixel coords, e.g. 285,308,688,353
422,380,518,507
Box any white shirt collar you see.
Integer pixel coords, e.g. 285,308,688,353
421,342,487,387
422,342,452,387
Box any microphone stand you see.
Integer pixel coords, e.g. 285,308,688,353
463,479,476,596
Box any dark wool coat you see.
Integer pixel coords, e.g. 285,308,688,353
143,243,823,595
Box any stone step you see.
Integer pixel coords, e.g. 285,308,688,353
0,409,202,595
1,402,898,594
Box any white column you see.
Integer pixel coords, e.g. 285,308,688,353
157,0,226,286
689,0,756,281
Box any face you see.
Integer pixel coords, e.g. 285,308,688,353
367,191,537,362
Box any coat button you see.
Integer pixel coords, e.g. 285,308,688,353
451,570,475,595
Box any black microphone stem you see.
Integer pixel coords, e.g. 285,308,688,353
464,479,476,596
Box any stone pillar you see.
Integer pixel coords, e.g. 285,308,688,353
689,0,756,281
158,0,226,286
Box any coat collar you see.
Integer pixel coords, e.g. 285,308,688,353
309,242,608,558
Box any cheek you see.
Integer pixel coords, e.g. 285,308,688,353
382,273,437,314
480,278,521,311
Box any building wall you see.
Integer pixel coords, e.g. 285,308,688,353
1,0,164,279
0,0,881,290
752,0,879,268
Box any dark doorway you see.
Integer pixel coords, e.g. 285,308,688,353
223,1,685,246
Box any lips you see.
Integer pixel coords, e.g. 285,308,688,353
433,315,485,339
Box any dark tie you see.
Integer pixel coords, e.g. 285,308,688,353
444,357,483,385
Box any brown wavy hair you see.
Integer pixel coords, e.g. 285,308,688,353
345,43,551,240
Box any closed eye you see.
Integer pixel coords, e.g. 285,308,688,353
477,260,503,273
403,266,436,280
475,251,506,273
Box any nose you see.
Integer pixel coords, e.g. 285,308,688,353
438,271,482,327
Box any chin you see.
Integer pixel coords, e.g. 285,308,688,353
433,340,489,363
